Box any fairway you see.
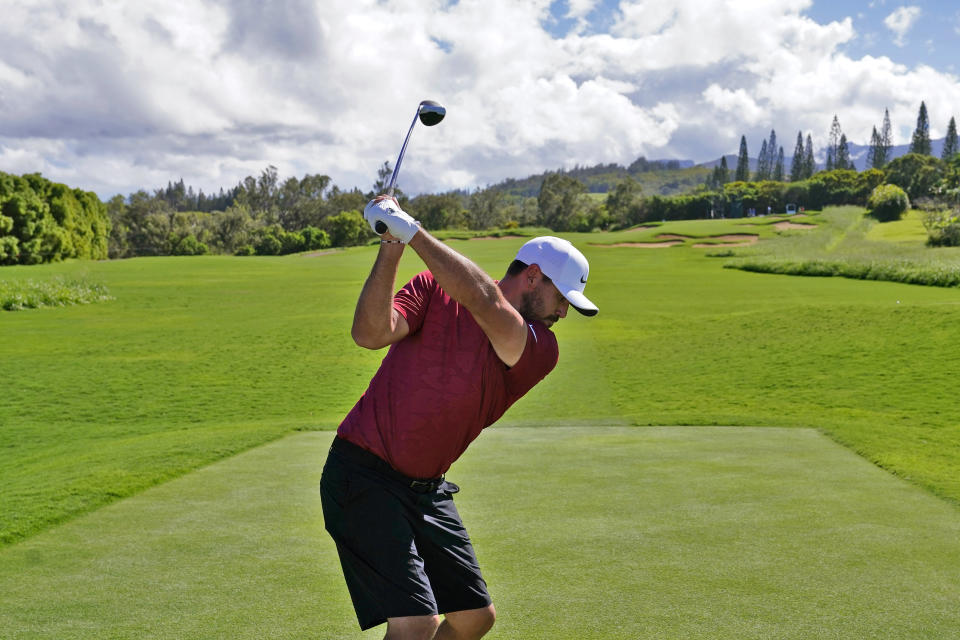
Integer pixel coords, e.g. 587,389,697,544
1,427,958,639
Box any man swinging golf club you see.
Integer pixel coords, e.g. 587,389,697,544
320,195,598,639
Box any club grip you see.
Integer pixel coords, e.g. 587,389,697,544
375,221,388,234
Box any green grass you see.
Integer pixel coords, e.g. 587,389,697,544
2,228,960,548
865,209,928,244
1,429,958,639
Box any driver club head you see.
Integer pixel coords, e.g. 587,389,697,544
417,100,446,127
378,100,447,236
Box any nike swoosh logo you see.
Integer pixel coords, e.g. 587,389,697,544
580,276,587,284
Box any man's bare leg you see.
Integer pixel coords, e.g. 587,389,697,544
384,614,440,640
434,605,496,640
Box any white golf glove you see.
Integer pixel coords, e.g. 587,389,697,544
363,197,420,244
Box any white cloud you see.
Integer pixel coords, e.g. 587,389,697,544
702,85,766,122
1,0,959,198
884,6,921,47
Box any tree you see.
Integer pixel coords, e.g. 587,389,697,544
910,101,932,156
755,139,769,181
773,147,785,182
408,192,465,230
803,134,816,178
606,177,643,226
942,116,959,160
537,173,586,231
836,134,851,170
867,126,882,169
466,187,506,230
790,132,805,182
766,130,778,178
884,153,945,201
826,115,842,171
706,156,730,191
735,136,750,181
879,108,893,168
718,155,729,185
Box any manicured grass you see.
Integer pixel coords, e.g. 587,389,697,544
1,428,958,639
865,209,928,244
3,226,960,547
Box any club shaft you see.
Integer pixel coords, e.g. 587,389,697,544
386,108,422,196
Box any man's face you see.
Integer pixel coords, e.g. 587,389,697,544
519,278,570,328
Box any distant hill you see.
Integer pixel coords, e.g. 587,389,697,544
487,157,702,199
481,136,949,201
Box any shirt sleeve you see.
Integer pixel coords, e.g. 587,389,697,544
503,322,559,403
393,271,435,335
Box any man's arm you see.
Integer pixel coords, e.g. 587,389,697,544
406,230,528,367
351,241,410,349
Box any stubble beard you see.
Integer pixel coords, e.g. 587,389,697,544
519,290,559,327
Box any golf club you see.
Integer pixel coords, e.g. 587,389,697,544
375,99,446,234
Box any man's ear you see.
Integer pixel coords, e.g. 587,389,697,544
524,263,543,288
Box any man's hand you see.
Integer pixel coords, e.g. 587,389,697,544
363,196,420,244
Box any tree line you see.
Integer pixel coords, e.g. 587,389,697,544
4,102,960,265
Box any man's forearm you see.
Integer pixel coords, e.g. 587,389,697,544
351,243,405,348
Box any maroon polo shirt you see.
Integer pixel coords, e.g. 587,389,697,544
337,270,559,478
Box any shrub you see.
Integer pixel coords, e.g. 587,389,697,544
867,184,910,222
325,210,371,247
1,277,113,311
922,209,960,247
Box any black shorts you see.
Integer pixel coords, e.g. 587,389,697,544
320,437,492,631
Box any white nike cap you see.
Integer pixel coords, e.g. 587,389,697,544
515,236,598,316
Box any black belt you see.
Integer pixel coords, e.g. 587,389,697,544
329,436,446,494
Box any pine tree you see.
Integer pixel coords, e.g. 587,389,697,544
773,147,785,181
880,108,893,167
718,155,729,185
867,126,882,169
803,134,815,178
826,115,842,171
836,134,851,170
942,116,958,160
767,129,778,172
910,101,932,156
790,131,805,182
756,139,769,180
735,136,750,181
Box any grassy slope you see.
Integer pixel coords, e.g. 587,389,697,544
2,216,960,545
1,429,958,639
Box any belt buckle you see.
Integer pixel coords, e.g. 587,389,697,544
410,476,443,494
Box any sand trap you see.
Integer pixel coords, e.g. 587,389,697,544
692,234,758,248
774,221,817,230
606,240,684,248
302,250,340,257
655,234,692,241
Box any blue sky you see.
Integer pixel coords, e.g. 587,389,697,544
1,0,958,199
806,0,959,71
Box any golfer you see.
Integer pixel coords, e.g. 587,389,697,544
321,195,598,639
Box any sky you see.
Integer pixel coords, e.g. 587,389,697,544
1,0,959,201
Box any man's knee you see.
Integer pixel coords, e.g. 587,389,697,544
385,614,441,640
445,604,496,636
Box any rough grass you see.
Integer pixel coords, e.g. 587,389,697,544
727,206,960,287
1,429,958,639
0,275,112,310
